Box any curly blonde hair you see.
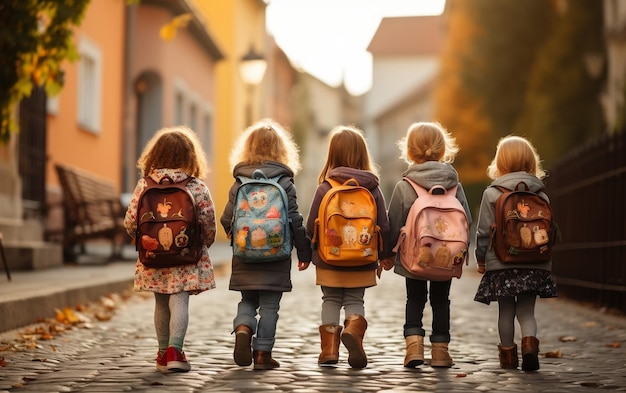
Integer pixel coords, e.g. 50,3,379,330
487,135,546,180
137,125,209,178
398,121,459,165
317,125,378,184
228,118,302,174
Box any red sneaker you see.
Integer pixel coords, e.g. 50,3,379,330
156,350,169,373
165,346,191,372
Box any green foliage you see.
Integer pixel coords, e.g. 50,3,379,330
0,0,89,143
517,0,605,167
460,0,555,137
438,0,606,176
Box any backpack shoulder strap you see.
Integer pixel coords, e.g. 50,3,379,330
403,177,428,198
326,178,340,188
491,184,510,194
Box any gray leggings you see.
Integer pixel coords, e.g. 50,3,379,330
497,294,537,347
321,286,365,325
154,291,190,350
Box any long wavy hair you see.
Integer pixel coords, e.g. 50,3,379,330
137,125,209,178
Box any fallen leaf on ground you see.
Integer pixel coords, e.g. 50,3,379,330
544,349,563,358
606,341,621,348
0,357,6,367
559,335,577,342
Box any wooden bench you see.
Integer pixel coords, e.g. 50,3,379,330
52,163,126,262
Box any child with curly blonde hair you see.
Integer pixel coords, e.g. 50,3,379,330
220,118,312,370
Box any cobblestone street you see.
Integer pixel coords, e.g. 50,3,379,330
1,261,626,392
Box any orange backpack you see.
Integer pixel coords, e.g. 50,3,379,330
313,178,381,266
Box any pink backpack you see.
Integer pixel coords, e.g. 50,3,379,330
392,178,469,281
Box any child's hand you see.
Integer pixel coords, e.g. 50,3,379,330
297,261,310,271
477,262,486,274
380,257,395,271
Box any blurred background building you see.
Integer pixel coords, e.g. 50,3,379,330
0,0,624,311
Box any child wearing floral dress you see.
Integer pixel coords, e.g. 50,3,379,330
124,125,217,373
474,135,558,371
220,118,312,370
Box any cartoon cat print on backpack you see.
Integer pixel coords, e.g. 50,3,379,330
136,176,202,268
231,169,292,262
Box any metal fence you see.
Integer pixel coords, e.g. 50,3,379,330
545,132,626,313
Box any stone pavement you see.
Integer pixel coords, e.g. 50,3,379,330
1,244,626,392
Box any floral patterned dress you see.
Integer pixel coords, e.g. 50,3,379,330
124,168,217,294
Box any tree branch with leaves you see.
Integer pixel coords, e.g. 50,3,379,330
0,0,89,143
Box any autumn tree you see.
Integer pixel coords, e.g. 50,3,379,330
437,0,605,173
0,0,89,143
516,0,605,167
437,0,556,182
435,0,493,184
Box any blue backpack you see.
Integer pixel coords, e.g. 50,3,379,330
231,169,292,262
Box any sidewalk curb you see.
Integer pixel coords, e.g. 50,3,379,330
0,277,133,333
0,241,232,334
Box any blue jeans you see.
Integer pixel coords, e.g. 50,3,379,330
404,278,451,343
233,290,283,352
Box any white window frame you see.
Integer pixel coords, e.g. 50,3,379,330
77,36,102,134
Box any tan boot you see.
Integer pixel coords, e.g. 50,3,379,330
404,335,424,368
521,336,540,371
431,342,453,367
233,324,253,366
341,314,368,368
318,324,342,364
253,350,280,370
498,343,519,369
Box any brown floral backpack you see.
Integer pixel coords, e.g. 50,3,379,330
135,176,202,268
489,182,557,263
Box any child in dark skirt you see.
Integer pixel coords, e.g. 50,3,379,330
474,135,558,372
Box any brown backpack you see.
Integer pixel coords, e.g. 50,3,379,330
489,182,556,263
135,176,202,268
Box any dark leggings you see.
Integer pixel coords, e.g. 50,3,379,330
404,278,451,343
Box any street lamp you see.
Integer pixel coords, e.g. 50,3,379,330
239,45,267,126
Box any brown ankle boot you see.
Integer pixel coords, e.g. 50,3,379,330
521,336,540,371
341,314,368,368
498,343,519,369
253,350,280,370
233,324,253,366
318,324,342,364
404,335,424,368
431,342,454,367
